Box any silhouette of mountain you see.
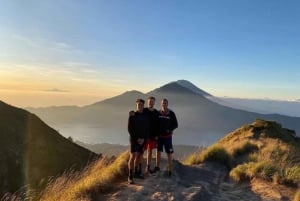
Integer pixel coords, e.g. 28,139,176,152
27,80,300,146
0,101,98,198
176,79,212,96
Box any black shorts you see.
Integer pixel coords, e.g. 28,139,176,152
130,140,144,153
157,137,173,154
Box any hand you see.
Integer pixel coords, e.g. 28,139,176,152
137,138,144,145
129,111,135,116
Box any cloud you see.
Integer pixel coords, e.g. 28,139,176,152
43,88,69,93
12,34,74,53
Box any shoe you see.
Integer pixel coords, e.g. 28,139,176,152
145,166,155,174
148,169,155,174
134,173,145,179
153,166,160,173
128,177,134,184
167,170,172,177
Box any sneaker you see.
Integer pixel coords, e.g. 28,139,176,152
145,166,155,174
148,169,155,174
153,166,160,173
128,177,134,184
134,173,145,179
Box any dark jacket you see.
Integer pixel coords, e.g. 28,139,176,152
143,108,160,140
158,109,178,137
128,111,149,142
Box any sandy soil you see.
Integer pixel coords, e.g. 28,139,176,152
94,158,296,201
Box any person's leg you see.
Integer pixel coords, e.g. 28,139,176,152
133,152,140,173
134,145,145,179
155,138,163,172
165,137,174,176
128,152,135,183
146,147,152,173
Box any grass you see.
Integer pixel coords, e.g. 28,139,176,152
184,145,232,169
186,119,300,188
232,142,258,157
38,151,129,201
294,189,300,201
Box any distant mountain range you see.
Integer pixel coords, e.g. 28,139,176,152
0,101,98,198
27,80,300,146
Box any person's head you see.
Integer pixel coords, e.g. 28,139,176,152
147,96,156,109
136,99,145,112
161,98,168,111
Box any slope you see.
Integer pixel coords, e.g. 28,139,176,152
0,101,98,198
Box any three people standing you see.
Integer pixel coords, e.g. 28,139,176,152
127,97,178,184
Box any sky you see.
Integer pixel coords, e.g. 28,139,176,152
0,0,299,107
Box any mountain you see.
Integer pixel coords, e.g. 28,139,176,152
0,101,98,198
27,80,300,146
207,96,300,117
176,79,212,97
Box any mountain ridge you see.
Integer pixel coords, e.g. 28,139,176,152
26,80,300,146
0,100,98,198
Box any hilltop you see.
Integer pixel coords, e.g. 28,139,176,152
36,119,300,201
0,101,98,199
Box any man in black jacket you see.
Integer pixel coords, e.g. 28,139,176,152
154,98,178,176
143,96,160,174
127,99,148,184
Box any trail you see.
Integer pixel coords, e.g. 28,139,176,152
95,159,295,201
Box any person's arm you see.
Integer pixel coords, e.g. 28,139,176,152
169,111,178,132
128,115,135,138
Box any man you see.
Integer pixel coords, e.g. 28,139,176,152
154,98,178,176
127,99,148,184
143,96,160,174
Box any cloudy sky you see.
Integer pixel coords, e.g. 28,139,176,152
0,0,299,107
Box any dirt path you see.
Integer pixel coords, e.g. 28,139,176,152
95,159,295,201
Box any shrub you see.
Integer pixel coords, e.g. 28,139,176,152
254,162,278,180
184,153,201,165
232,142,258,157
230,162,256,182
184,145,232,168
283,166,300,186
229,164,248,182
199,145,232,168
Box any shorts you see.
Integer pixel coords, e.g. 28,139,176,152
130,140,145,153
144,139,157,150
157,137,173,154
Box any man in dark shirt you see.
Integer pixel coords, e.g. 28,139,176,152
143,96,160,174
127,99,148,184
154,98,178,176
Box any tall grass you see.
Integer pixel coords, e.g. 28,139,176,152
38,151,129,201
185,145,232,169
186,119,300,188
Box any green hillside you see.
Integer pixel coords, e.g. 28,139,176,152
0,101,98,198
186,119,300,186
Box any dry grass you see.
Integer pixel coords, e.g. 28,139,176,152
38,151,129,201
184,145,232,168
186,119,300,188
294,189,300,201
